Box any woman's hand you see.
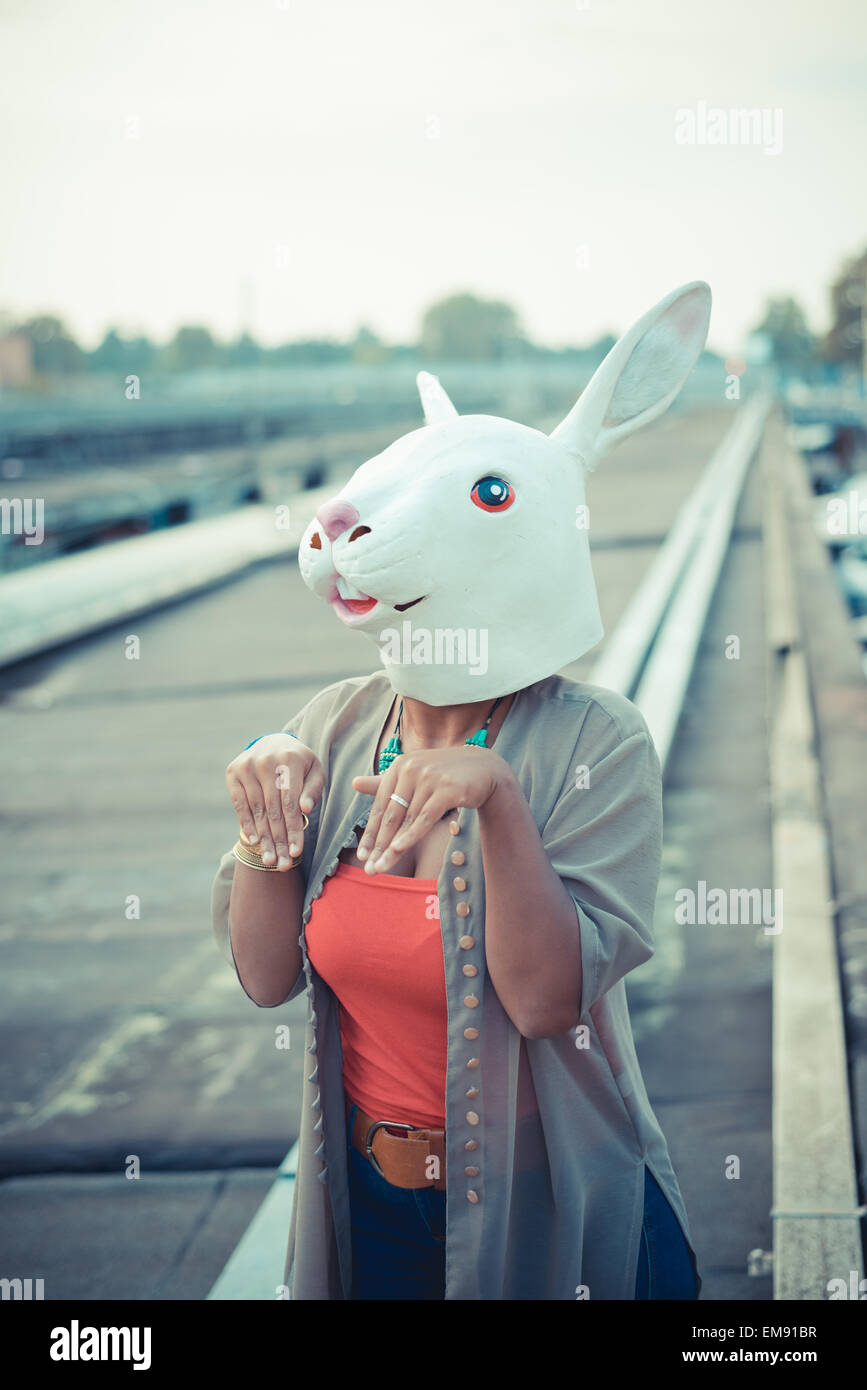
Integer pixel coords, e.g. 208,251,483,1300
225,735,325,869
351,746,512,874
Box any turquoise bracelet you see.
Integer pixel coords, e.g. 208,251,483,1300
243,733,299,751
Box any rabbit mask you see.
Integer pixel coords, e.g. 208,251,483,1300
298,281,711,706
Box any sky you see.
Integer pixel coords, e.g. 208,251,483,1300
1,0,865,357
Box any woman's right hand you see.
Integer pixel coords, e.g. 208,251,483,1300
225,735,325,869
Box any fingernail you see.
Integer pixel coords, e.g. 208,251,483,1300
277,856,290,869
247,833,259,843
357,845,368,860
289,843,297,856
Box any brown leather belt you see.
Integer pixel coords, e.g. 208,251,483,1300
346,1095,447,1191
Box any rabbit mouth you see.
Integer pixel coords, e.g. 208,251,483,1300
328,576,426,626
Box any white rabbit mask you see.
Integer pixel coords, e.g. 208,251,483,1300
298,281,711,706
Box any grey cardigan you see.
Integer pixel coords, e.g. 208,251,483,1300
210,667,698,1299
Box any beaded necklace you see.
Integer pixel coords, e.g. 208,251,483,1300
377,695,505,774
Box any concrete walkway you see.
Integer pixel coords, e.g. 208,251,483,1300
0,403,792,1299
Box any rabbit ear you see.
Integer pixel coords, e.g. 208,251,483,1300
550,281,711,471
417,371,459,424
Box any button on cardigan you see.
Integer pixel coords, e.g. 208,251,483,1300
210,668,700,1300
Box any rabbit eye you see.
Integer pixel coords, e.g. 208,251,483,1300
471,476,515,512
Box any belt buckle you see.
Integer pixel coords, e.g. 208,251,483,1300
364,1118,418,1178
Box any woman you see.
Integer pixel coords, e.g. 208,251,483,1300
211,281,711,1300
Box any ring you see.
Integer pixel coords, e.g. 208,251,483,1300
389,793,410,808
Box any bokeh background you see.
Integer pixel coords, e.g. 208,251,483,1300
1,0,866,1304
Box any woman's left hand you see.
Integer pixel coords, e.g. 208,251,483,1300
351,746,511,874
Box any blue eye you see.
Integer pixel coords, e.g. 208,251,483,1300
471,476,515,512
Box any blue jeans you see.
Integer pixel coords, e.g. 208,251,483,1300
346,1103,700,1299
634,1165,701,1300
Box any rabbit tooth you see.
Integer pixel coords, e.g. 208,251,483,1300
336,576,368,601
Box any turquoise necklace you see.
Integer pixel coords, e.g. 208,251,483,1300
378,695,505,773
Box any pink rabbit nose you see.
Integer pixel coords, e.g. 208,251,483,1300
315,498,361,542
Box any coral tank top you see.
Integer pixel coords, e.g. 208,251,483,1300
305,862,447,1129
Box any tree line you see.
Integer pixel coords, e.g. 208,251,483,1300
2,251,865,379
0,294,619,377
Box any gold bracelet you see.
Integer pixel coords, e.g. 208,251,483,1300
233,841,302,872
237,834,267,855
235,843,302,863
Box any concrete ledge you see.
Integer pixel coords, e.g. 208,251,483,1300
764,412,865,1298
0,488,333,669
